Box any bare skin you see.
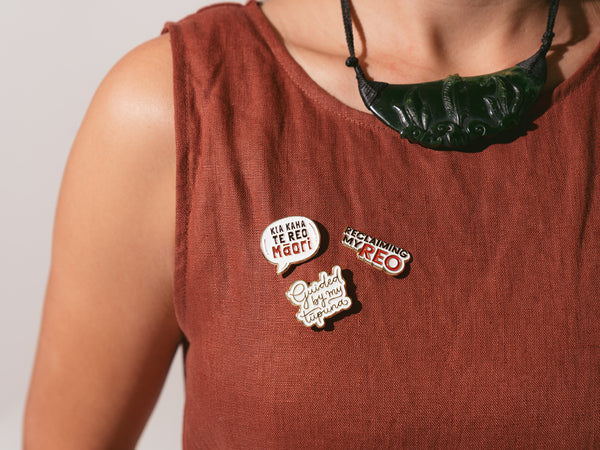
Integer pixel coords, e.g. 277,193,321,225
262,0,600,111
24,0,600,447
24,35,180,449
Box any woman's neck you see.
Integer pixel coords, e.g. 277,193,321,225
347,0,553,79
261,0,600,110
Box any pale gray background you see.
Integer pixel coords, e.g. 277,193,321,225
0,0,241,447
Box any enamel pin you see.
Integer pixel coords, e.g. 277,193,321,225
261,216,321,275
286,265,352,328
342,226,411,276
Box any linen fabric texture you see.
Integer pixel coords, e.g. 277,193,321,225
163,2,600,447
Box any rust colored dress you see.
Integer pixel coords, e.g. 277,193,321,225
164,2,600,447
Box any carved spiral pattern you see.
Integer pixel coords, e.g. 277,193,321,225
402,126,424,142
371,66,544,149
466,121,488,137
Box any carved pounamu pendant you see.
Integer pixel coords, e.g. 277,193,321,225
360,65,545,149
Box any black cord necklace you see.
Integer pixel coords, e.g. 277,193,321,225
341,0,560,150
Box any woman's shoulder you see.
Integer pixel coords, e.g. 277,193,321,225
94,33,174,144
23,34,181,448
66,31,177,275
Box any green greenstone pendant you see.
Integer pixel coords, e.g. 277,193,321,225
363,65,545,149
341,0,559,150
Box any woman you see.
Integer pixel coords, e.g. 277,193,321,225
25,0,600,447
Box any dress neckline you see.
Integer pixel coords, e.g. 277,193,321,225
245,0,600,131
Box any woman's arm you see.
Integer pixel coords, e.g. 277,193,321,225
24,34,182,449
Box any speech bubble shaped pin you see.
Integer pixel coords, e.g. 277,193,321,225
260,216,321,275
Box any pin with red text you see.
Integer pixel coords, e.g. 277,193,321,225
286,265,352,328
342,226,411,276
261,216,320,275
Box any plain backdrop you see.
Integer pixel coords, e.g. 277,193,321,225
0,0,241,447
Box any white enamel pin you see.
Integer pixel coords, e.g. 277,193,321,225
261,216,321,275
285,265,352,328
341,226,411,276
